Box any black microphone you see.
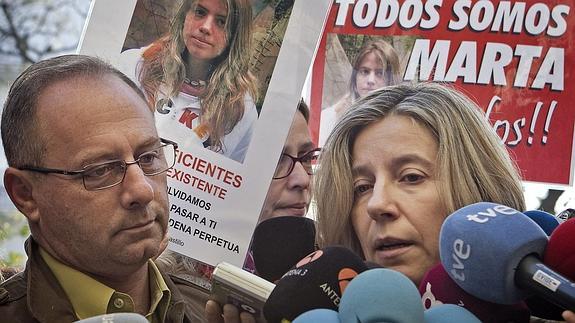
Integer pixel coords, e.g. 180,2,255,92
251,216,316,283
263,246,367,323
522,210,564,319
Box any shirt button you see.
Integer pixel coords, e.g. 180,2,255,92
113,298,125,309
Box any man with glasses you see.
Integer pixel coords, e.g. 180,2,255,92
0,55,195,322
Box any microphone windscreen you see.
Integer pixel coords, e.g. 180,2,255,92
419,263,530,322
423,304,481,323
252,216,316,282
339,268,424,323
263,246,367,323
73,313,148,323
544,218,575,281
439,202,548,304
524,210,559,235
292,309,340,323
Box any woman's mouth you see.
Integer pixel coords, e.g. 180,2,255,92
191,36,211,48
278,204,307,216
373,238,413,259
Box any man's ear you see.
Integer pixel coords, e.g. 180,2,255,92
4,167,40,223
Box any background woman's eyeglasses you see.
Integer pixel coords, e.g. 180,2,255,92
273,148,321,180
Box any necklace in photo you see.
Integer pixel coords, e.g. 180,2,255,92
184,78,207,88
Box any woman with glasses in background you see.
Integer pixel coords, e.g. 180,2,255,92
157,100,319,322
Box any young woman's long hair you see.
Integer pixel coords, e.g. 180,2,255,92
139,0,258,152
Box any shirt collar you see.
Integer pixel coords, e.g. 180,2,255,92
39,247,171,322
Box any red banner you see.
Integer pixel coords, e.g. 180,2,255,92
311,0,575,186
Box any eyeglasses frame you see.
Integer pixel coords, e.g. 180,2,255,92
273,147,321,180
18,137,179,191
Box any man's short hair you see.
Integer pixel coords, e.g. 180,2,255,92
1,54,147,168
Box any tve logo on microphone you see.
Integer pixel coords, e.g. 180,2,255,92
448,239,471,282
465,204,519,224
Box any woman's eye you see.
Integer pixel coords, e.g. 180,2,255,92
401,173,424,184
216,17,226,28
194,7,206,17
300,154,314,163
353,184,373,196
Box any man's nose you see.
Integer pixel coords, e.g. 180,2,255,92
119,163,155,210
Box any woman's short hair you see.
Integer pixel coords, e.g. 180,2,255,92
314,82,525,256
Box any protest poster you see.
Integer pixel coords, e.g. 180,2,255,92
311,0,575,186
79,0,331,267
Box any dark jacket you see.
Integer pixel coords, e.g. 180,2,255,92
0,238,198,322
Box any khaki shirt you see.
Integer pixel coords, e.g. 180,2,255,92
0,238,197,323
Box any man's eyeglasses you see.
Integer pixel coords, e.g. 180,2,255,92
273,148,321,180
19,138,178,191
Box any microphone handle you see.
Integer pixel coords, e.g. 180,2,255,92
515,254,575,311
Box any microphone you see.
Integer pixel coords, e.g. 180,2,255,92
556,208,575,223
423,304,481,322
529,218,575,319
439,202,575,310
419,263,530,322
521,210,562,319
292,309,340,322
251,216,316,282
523,210,560,235
263,246,367,323
339,268,425,323
545,218,575,281
73,313,147,322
